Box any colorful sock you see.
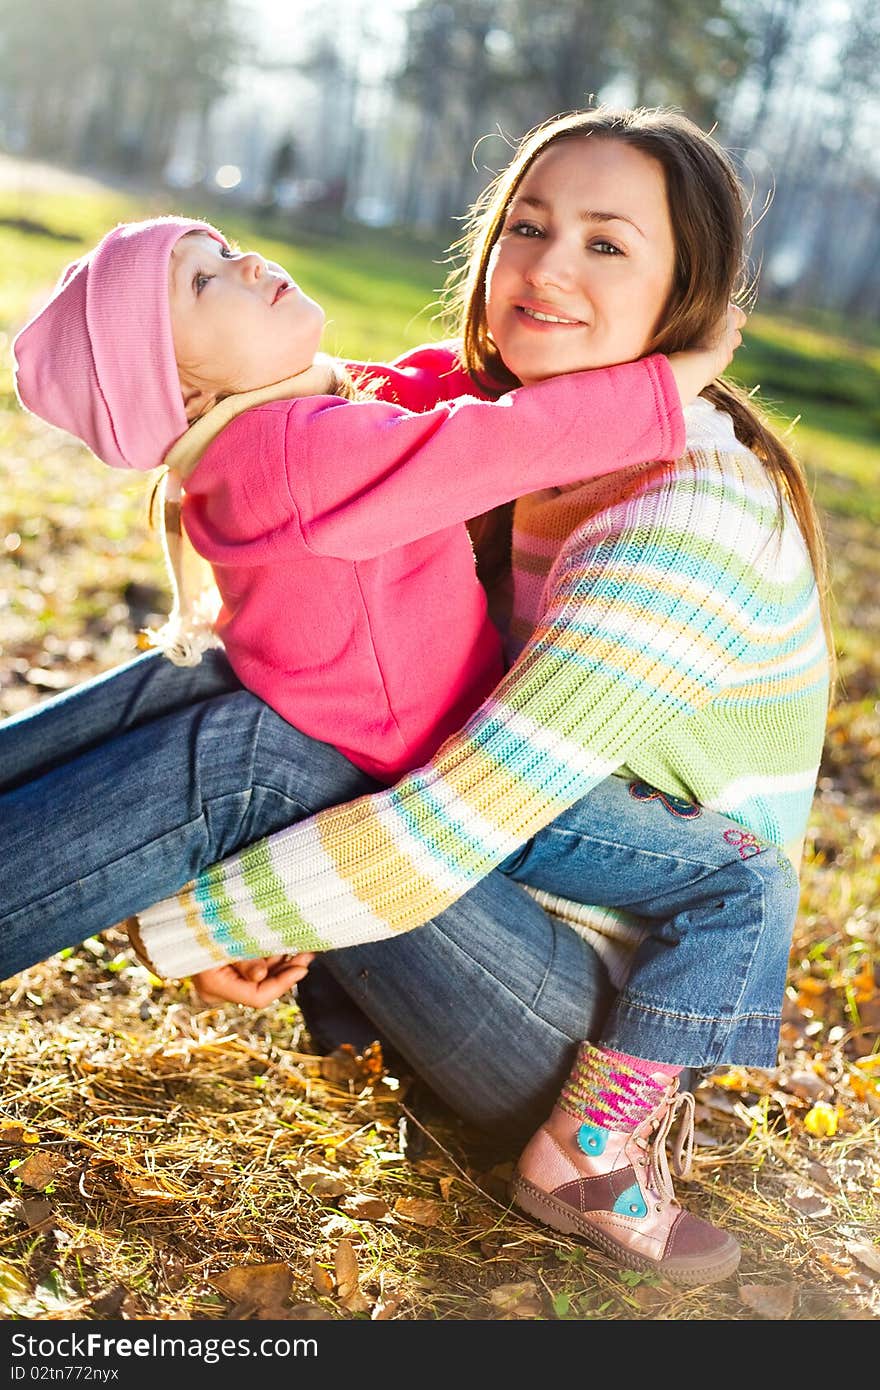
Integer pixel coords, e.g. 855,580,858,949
559,1041,683,1132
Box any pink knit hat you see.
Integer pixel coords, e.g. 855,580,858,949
12,216,227,471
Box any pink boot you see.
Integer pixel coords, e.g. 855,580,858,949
512,1078,740,1285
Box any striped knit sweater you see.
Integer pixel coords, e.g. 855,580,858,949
136,400,830,977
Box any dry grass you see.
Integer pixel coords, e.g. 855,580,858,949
0,912,878,1321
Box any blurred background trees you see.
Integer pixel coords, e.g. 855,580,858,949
0,0,878,316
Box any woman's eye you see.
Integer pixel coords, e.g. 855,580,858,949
591,240,623,256
194,271,212,294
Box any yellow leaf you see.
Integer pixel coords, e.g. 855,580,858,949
804,1102,843,1137
711,1068,753,1091
0,1120,40,1145
852,959,877,1005
854,1054,880,1072
0,1260,30,1310
797,976,828,996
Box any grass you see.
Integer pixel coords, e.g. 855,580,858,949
0,169,878,1322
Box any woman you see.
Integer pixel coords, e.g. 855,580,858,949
1,108,830,1283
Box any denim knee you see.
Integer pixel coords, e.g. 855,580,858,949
741,843,801,943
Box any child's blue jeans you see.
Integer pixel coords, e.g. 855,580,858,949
0,651,799,1137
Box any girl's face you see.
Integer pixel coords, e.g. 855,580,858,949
485,137,676,385
169,232,325,417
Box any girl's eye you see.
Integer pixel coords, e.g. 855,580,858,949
508,220,543,238
591,240,623,256
193,271,212,295
219,246,234,258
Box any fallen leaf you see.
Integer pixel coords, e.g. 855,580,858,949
372,1293,404,1320
845,1240,880,1277
283,1302,334,1320
294,1167,347,1199
692,1126,720,1147
309,1256,334,1296
13,1151,66,1191
393,1196,444,1227
787,1186,833,1219
847,1071,878,1104
738,1283,796,1319
334,1238,370,1314
796,975,828,997
89,1285,128,1318
13,1197,53,1229
852,958,878,1005
697,1090,738,1116
318,1213,351,1240
0,1260,30,1311
488,1280,543,1318
803,1101,843,1137
337,1194,391,1221
117,1172,187,1202
805,1160,836,1190
0,1120,40,1145
359,1041,386,1083
319,1047,362,1085
779,1069,834,1102
211,1262,294,1319
710,1068,754,1091
319,1042,384,1088
489,1161,515,1182
817,1251,854,1279
438,1175,454,1201
631,1282,673,1312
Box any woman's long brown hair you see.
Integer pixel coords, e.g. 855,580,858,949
445,107,834,677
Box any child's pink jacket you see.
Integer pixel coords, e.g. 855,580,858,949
181,343,684,781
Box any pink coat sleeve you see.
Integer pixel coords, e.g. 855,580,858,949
288,353,684,560
344,341,482,412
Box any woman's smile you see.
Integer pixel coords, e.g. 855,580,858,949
515,299,588,329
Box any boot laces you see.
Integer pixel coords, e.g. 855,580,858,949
633,1082,695,1204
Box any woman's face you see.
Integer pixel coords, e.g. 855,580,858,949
485,137,676,385
169,232,325,417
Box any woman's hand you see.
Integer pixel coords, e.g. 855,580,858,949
192,952,315,1007
667,303,746,406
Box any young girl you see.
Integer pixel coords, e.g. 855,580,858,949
126,110,831,1283
12,215,728,786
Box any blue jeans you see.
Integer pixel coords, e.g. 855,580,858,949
0,652,797,1131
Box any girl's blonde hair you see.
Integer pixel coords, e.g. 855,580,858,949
446,106,834,671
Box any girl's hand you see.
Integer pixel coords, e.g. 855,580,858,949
667,303,746,406
192,952,315,1007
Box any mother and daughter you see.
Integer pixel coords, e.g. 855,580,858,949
3,107,831,1286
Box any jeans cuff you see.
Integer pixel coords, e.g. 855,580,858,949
601,997,781,1068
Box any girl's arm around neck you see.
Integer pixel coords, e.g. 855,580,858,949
287,354,684,561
